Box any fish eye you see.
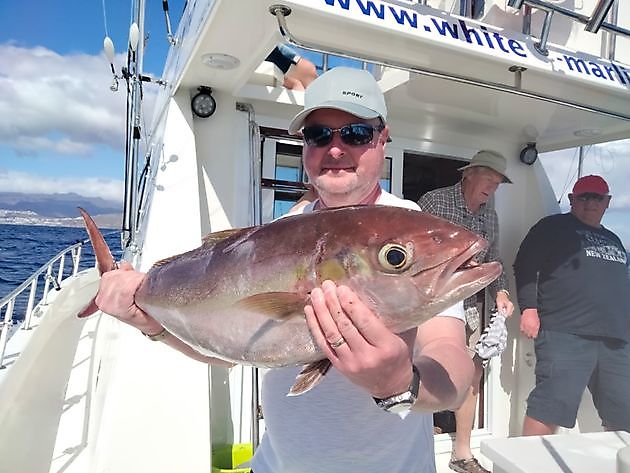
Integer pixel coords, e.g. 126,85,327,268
378,243,411,272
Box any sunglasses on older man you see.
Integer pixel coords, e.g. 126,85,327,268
574,193,608,202
302,123,385,147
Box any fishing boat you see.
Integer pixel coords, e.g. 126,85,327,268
1,0,629,471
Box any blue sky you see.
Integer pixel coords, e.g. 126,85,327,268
1,1,629,246
0,0,184,199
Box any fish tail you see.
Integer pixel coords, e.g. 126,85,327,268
77,207,116,318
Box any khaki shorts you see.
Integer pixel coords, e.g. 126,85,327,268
465,296,484,357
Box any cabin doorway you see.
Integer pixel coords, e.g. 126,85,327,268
402,152,463,202
403,152,491,436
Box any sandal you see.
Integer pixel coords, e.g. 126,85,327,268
448,456,490,473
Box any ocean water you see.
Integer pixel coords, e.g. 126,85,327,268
0,224,121,320
0,224,628,321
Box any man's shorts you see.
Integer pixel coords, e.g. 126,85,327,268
464,295,483,357
264,44,301,74
527,329,630,430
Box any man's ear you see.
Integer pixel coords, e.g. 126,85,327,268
380,125,390,145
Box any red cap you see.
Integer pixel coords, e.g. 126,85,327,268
572,175,609,195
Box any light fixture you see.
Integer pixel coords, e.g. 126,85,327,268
191,86,216,118
201,53,240,70
519,143,538,165
585,0,615,34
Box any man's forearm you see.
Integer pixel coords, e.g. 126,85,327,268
412,342,474,412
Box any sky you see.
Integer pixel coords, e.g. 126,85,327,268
1,1,629,246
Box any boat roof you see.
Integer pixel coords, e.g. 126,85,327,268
158,0,630,152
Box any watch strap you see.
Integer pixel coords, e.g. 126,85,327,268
373,365,421,411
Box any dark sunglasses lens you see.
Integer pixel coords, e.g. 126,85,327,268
577,193,605,202
340,124,375,146
303,126,333,147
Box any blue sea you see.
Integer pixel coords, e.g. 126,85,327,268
0,224,121,320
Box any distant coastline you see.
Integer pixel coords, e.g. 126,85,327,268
0,210,121,230
0,192,122,230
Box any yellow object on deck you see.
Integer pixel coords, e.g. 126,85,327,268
212,444,253,473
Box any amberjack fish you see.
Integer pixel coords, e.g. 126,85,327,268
79,205,501,394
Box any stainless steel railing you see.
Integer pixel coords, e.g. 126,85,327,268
0,239,95,369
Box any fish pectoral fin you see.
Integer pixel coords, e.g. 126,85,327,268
288,359,332,396
234,292,305,320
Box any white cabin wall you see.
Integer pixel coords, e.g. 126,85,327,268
140,91,204,269
194,89,253,232
493,157,560,435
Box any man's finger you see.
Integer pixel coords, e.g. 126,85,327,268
336,285,389,346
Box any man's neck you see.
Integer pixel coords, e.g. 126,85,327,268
317,185,382,209
460,179,481,213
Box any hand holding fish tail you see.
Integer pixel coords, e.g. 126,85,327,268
305,280,416,400
94,261,162,335
95,262,233,366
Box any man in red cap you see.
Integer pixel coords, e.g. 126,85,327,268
514,174,630,435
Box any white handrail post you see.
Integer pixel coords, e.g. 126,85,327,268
23,277,38,330
0,299,15,369
57,254,66,286
42,265,53,305
73,246,82,276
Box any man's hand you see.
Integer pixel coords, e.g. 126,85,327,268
94,261,162,336
304,280,415,399
495,290,514,317
520,308,540,339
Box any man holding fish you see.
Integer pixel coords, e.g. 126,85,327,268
92,67,500,472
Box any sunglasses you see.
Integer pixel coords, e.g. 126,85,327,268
302,123,385,147
575,193,607,202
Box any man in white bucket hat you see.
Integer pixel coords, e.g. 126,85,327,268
419,149,514,473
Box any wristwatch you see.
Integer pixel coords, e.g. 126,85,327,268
373,365,421,413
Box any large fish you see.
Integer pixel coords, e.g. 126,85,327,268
79,205,501,394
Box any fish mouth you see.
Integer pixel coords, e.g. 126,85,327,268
432,239,502,297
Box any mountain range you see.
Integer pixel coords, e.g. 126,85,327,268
0,192,122,228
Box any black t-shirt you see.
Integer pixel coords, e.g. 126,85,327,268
514,213,630,342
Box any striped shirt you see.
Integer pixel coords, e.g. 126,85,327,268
418,181,508,330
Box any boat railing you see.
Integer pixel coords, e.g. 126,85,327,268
0,238,96,369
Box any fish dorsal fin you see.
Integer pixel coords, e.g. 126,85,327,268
202,228,251,246
151,254,180,268
234,292,305,320
288,359,332,396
